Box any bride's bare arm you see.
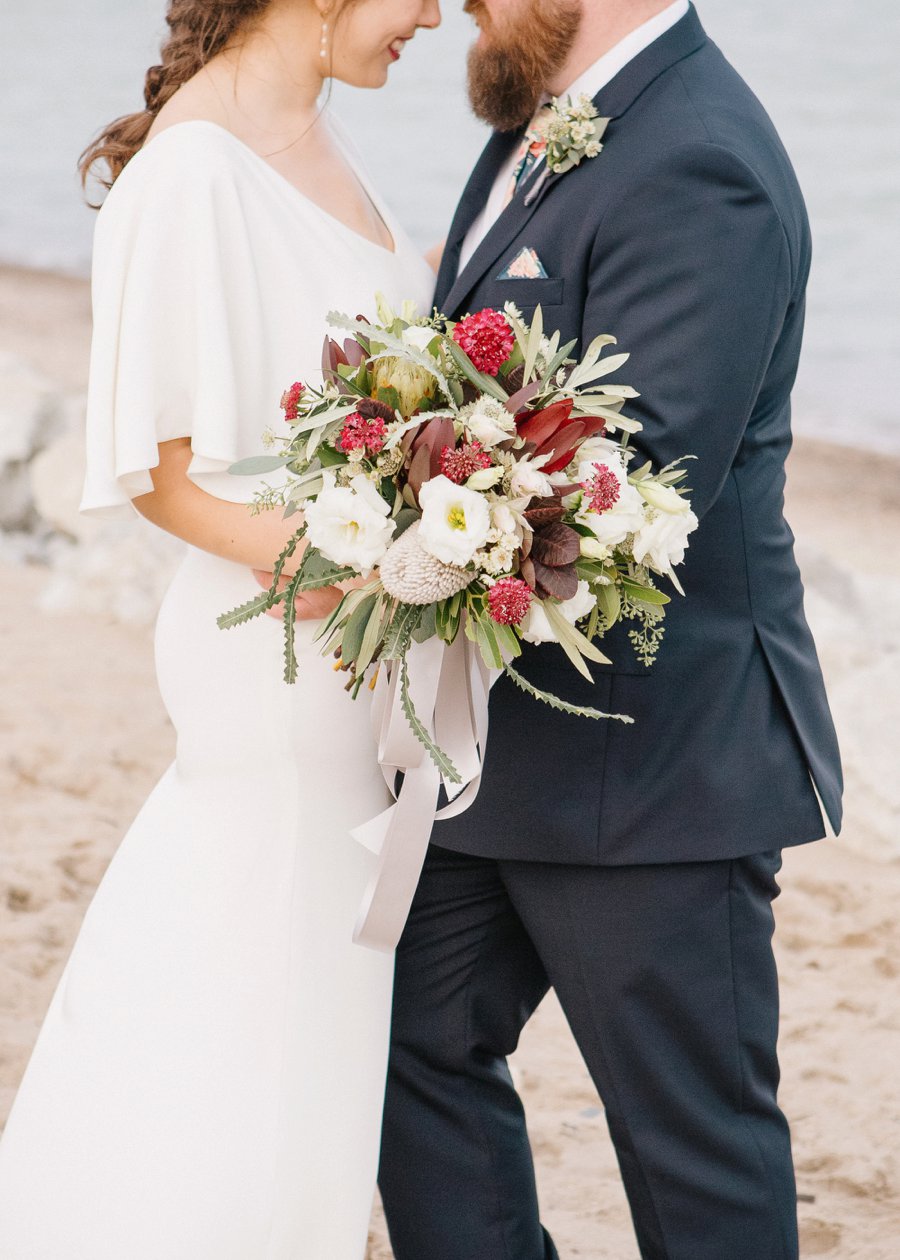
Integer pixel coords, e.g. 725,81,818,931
135,438,346,619
133,438,307,572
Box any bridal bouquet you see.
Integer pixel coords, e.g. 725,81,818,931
219,296,697,781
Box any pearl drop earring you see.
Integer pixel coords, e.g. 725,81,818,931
320,19,329,59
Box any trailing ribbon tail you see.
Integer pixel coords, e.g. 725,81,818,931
350,634,493,952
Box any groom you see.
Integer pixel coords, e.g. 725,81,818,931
377,3,843,1258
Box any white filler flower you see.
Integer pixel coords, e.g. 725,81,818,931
461,399,516,449
418,474,492,566
520,580,595,644
304,474,395,574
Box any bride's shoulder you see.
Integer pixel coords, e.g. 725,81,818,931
99,122,242,224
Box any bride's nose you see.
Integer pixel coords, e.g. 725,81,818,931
417,0,442,31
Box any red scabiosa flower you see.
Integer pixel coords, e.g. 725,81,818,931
338,411,388,455
452,309,515,375
280,381,305,422
581,462,621,513
440,441,492,485
487,577,533,626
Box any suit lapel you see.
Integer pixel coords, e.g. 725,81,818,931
435,128,521,310
439,3,708,317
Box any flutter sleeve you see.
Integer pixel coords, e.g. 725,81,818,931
80,128,267,516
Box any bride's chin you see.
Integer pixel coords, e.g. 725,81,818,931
331,58,391,91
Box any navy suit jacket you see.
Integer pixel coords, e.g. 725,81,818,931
431,4,842,865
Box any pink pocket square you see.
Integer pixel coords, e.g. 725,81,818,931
497,248,549,280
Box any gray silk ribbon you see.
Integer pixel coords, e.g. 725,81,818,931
351,633,492,952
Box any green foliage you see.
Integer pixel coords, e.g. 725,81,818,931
381,601,424,660
445,339,509,402
228,454,291,475
216,590,281,631
341,593,380,664
399,657,463,784
504,663,634,724
317,443,348,468
377,385,403,412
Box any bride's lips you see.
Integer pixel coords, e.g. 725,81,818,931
388,35,413,62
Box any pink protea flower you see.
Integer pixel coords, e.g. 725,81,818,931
452,309,515,375
280,381,305,422
487,577,533,626
338,411,388,455
440,441,492,485
581,462,621,513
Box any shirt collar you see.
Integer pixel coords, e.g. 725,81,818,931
556,0,690,104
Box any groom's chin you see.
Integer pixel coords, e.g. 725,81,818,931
465,0,583,132
467,46,542,132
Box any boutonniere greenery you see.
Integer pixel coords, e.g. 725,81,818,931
524,94,610,206
543,94,611,173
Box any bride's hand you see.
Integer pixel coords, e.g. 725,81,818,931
252,570,346,621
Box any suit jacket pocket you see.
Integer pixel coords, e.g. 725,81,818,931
490,276,565,309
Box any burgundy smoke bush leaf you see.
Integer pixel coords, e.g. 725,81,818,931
533,560,579,601
530,522,581,567
519,554,537,590
523,497,565,527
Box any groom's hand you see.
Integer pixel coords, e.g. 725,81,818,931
251,570,345,621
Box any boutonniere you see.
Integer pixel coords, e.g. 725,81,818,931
524,94,610,206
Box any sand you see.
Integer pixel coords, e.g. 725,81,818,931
1,263,899,1257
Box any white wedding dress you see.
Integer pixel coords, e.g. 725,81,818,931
0,118,434,1259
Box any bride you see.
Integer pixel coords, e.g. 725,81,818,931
0,0,439,1256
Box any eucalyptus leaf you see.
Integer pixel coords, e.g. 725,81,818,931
341,593,379,664
356,594,387,675
228,455,291,475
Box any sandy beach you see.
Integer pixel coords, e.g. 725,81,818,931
1,263,899,1258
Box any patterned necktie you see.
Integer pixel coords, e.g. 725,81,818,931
503,103,554,207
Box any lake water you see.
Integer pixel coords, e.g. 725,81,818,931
1,0,898,452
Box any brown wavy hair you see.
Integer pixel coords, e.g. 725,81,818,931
78,0,270,196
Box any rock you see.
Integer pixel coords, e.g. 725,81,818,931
29,405,99,543
0,353,64,530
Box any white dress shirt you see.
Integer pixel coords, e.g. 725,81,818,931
457,0,690,274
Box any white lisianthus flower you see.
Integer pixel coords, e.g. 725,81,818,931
461,399,516,449
418,474,492,566
520,580,596,644
509,455,555,501
402,325,439,354
304,473,395,575
637,480,692,515
632,508,699,574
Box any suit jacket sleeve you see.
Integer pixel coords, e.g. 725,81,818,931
582,141,796,520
